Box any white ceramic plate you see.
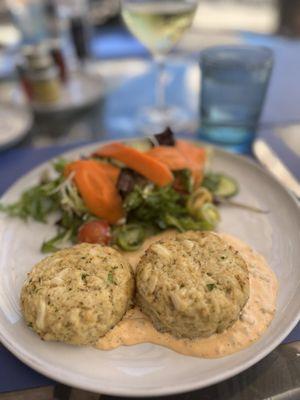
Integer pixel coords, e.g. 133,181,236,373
0,141,299,397
0,104,32,150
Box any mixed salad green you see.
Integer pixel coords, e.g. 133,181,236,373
0,132,239,253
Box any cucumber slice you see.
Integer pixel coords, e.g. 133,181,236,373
202,173,239,198
115,224,145,251
199,203,220,229
215,175,239,198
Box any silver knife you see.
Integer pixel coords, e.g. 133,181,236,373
253,139,300,198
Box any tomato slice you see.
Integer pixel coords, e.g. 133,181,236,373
77,220,111,245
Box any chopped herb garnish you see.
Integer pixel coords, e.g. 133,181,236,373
107,272,114,284
207,283,216,291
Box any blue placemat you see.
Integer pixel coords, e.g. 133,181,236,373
0,345,54,393
90,26,149,60
0,142,299,393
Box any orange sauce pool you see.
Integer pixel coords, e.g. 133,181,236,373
96,232,278,358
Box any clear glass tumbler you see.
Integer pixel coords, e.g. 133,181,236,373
199,46,273,153
6,0,48,44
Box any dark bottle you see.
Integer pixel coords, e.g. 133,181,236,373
70,16,89,63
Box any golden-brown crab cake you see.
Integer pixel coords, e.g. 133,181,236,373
21,243,134,345
136,231,249,339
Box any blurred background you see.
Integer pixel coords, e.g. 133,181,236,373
0,0,300,152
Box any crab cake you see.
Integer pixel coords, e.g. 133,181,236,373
21,243,134,345
136,232,249,339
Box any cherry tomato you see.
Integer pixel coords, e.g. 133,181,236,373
77,220,111,245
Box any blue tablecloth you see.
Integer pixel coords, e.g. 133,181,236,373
0,142,299,393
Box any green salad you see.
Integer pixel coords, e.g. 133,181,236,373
0,131,239,253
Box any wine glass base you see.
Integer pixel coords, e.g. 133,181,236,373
136,105,192,134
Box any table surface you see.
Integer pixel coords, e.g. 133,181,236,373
0,27,299,399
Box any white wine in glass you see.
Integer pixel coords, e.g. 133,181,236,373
121,0,198,132
122,1,197,55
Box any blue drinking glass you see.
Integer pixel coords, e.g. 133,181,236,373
199,46,273,153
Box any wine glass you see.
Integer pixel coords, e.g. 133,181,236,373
121,0,198,133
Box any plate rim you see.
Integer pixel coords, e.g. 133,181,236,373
0,104,32,151
0,139,299,397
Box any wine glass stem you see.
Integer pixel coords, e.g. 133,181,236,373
155,57,167,111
